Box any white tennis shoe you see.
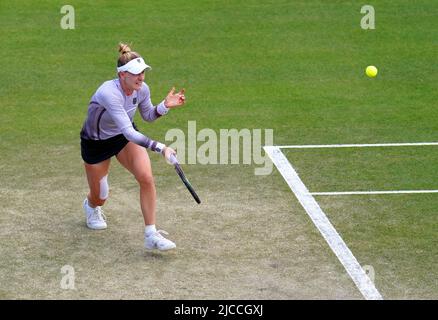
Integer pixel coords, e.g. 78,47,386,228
83,198,107,230
145,230,176,251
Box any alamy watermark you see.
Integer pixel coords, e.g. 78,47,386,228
363,264,376,283
165,121,273,175
360,5,375,30
60,264,76,290
60,5,75,29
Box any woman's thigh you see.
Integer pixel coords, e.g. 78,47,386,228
116,142,153,184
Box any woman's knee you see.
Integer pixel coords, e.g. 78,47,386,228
136,172,155,187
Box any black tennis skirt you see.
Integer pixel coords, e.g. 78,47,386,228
81,134,129,164
81,123,140,164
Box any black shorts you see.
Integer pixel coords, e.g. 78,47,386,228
81,134,129,164
81,123,140,164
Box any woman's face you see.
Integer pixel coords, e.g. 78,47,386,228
121,70,145,92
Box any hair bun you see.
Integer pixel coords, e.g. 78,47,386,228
118,43,132,55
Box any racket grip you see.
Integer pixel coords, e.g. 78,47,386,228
169,153,179,165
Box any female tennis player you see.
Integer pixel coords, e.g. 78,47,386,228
80,43,185,251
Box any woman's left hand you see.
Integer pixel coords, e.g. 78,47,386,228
164,87,186,108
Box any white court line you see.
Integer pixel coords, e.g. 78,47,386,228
311,190,438,196
264,146,383,300
277,142,438,149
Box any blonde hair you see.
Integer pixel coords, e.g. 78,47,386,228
117,42,141,67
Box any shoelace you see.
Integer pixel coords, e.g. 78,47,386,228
155,230,169,238
92,206,106,222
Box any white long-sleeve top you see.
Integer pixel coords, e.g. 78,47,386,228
80,78,168,152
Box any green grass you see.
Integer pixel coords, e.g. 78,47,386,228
0,0,437,299
284,147,438,299
285,147,438,191
318,195,438,299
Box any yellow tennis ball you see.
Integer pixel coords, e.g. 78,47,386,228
366,65,378,78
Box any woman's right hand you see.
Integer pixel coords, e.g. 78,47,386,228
163,146,177,163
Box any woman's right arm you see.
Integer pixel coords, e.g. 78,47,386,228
100,90,167,155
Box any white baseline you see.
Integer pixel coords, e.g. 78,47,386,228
310,190,438,196
277,142,438,149
264,146,383,300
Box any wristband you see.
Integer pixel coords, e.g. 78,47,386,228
150,141,166,154
157,101,169,115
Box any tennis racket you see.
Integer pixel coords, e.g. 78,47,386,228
169,154,201,204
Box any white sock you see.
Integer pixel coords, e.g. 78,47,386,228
86,198,96,209
145,225,157,236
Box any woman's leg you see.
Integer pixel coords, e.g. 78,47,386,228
116,142,175,250
116,142,156,225
83,159,111,229
84,159,111,207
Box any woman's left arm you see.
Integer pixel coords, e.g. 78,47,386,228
138,86,185,122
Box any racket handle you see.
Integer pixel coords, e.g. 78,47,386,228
169,153,179,165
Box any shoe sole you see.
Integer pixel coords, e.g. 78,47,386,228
145,243,176,251
86,223,107,230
